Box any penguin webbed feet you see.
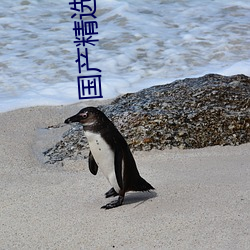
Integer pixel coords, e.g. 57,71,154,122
101,196,124,209
105,187,118,198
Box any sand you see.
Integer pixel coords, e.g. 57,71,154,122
0,101,249,249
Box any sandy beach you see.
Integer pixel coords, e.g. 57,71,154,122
0,101,249,249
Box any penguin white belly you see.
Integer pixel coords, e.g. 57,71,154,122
85,131,120,193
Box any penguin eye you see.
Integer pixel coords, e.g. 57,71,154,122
79,112,88,119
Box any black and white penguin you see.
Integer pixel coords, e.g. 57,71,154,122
65,107,154,209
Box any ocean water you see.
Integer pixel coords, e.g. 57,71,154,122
0,0,249,112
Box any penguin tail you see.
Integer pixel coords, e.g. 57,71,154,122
131,176,154,192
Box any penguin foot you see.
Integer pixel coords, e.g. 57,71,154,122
101,196,124,209
105,187,118,198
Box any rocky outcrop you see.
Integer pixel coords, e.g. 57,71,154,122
44,74,250,163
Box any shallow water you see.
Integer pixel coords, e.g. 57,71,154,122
0,0,249,112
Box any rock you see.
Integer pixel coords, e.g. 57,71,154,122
43,74,250,164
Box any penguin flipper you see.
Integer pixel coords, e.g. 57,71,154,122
114,146,124,190
88,151,98,175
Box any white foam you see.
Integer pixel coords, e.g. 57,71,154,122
218,60,250,76
0,0,250,112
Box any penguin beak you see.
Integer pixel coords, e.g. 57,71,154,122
64,114,81,124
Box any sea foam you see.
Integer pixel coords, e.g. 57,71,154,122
0,0,249,112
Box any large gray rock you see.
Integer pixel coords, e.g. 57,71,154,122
44,74,250,163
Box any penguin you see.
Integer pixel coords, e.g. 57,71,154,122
65,107,154,209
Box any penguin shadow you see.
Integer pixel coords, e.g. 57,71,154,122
122,190,157,208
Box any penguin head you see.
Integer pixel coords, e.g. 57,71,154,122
65,107,109,129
